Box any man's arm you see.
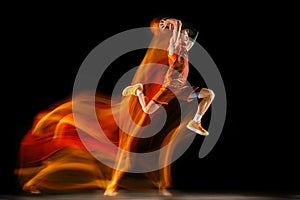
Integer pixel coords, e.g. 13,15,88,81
167,19,182,55
159,18,182,85
159,18,182,55
166,19,182,84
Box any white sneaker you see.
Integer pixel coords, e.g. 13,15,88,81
122,83,143,96
186,120,209,136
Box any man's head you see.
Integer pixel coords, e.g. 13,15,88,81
154,17,199,50
180,29,190,46
180,28,198,51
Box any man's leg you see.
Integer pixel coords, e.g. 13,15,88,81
103,170,123,196
122,83,161,114
104,138,132,196
186,88,215,135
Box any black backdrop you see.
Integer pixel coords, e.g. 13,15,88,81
2,3,298,195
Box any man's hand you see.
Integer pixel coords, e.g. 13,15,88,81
159,18,182,32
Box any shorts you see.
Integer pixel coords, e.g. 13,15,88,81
152,84,199,105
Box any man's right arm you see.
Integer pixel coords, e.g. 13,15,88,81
159,18,182,55
167,19,182,55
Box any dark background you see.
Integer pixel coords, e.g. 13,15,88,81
2,3,298,196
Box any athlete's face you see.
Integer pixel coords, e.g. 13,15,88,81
180,30,190,46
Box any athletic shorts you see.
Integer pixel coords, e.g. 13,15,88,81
152,85,199,105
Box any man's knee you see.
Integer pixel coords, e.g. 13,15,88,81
198,88,215,100
208,89,215,100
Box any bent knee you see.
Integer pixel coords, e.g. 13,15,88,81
199,88,215,100
208,89,215,100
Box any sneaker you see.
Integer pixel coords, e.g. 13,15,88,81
122,83,143,96
186,120,209,136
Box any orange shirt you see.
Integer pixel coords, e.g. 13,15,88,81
164,46,189,86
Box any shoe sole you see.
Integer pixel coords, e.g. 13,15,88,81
186,125,209,136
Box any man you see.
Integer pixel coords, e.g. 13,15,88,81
104,17,215,197
122,17,215,136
